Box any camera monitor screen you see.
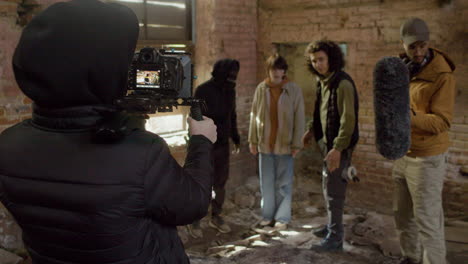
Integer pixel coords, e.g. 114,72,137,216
136,70,161,88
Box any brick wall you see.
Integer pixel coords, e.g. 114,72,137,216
258,0,468,216
1,0,466,231
0,0,61,131
1,0,27,132
0,0,260,198
0,0,63,250
0,0,260,184
194,0,259,189
0,0,260,250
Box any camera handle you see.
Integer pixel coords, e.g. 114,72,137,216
190,100,203,121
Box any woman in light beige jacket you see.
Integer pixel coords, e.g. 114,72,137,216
248,54,305,230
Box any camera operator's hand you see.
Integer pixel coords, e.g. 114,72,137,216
188,116,217,143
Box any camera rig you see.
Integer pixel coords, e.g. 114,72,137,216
115,47,203,120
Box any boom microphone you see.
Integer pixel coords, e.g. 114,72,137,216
373,57,410,160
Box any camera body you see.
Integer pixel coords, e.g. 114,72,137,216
127,47,192,98
117,47,202,118
97,48,203,141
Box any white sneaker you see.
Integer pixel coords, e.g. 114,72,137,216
273,221,287,231
259,219,272,227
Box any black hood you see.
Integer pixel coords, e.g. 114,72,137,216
13,0,139,108
211,59,240,82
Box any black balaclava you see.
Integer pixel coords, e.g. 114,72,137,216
13,0,139,109
211,59,240,85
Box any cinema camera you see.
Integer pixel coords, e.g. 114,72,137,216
116,47,203,120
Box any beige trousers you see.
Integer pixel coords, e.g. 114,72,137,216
392,152,447,264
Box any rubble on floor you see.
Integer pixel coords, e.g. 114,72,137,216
0,248,23,264
0,206,467,263
181,205,468,264
182,207,402,264
0,175,467,263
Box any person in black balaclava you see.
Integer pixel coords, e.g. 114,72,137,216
189,59,241,236
0,1,216,263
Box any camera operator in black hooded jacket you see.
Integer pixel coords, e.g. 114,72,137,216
190,59,241,236
0,1,216,263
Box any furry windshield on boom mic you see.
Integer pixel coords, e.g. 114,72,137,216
373,57,411,160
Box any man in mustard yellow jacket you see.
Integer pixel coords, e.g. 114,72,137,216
393,17,456,264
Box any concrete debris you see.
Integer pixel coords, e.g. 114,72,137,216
0,204,24,250
183,206,468,264
0,249,23,264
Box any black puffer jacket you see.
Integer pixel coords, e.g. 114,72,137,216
194,59,240,145
0,1,213,263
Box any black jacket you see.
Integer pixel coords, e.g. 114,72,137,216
313,71,359,152
0,1,213,263
195,59,240,145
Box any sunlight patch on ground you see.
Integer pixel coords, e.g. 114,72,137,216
223,246,249,258
279,230,300,236
251,240,269,247
272,230,302,240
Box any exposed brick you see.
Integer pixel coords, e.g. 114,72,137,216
451,124,468,134
455,133,468,141
451,140,467,151
258,0,468,216
22,96,32,105
360,123,374,131
0,117,20,125
448,153,468,165
452,116,464,124
358,116,373,124
0,2,17,15
1,0,467,223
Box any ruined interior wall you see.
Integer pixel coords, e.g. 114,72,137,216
1,0,467,252
0,0,64,249
258,0,468,216
0,0,260,249
0,0,260,193
193,0,259,191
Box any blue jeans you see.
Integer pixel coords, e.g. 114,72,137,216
259,153,294,223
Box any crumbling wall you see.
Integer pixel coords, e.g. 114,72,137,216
258,0,468,216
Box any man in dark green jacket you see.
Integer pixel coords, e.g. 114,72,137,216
302,40,359,252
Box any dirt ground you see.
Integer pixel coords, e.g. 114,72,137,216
180,207,468,264
2,170,467,264
1,205,466,264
